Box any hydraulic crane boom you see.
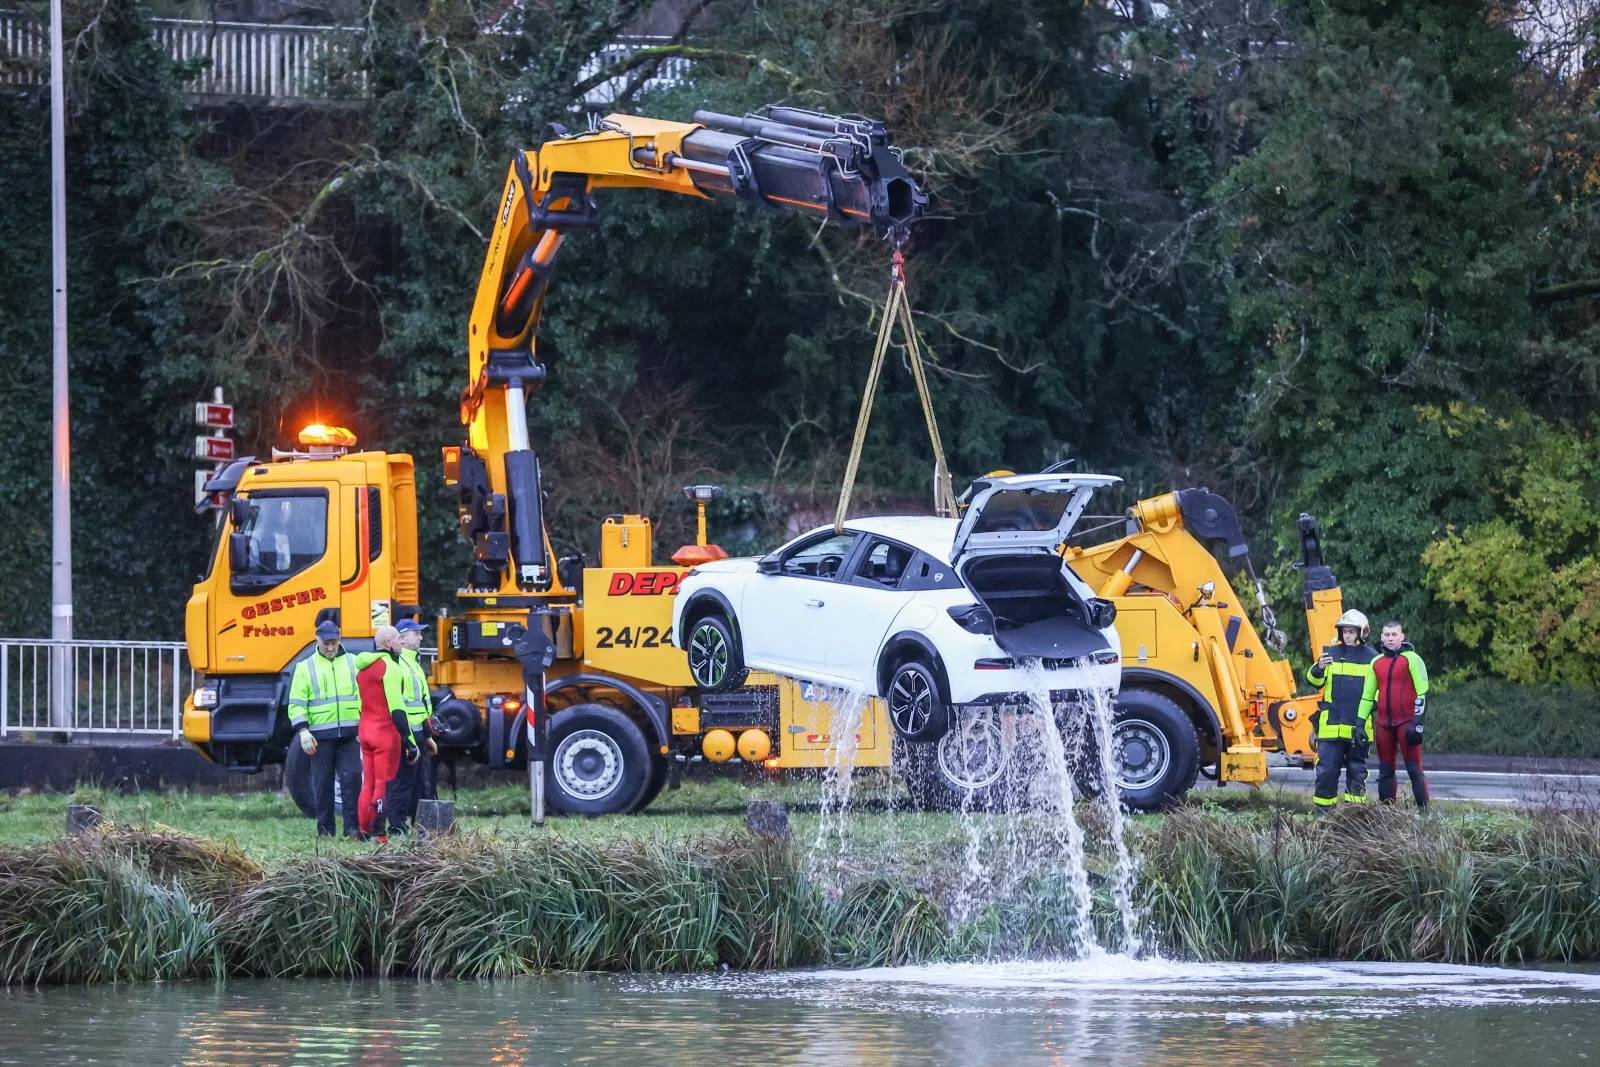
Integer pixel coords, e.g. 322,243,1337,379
452,107,927,597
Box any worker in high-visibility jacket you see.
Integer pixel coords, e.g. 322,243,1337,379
1306,609,1378,810
288,618,363,837
382,617,437,834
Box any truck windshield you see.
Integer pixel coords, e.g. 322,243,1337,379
231,492,328,592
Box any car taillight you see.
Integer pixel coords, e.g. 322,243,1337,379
1093,651,1120,665
948,603,995,634
973,658,1014,670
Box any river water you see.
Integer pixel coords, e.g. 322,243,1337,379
3,958,1595,1064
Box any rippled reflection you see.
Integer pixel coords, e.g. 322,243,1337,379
2,958,1594,1065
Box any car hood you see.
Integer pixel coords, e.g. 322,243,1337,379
689,557,759,576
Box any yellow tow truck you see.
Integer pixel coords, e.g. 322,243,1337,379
182,105,925,815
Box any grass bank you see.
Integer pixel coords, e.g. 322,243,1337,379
3,784,1596,985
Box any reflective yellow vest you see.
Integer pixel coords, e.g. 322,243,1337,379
397,648,432,729
287,650,361,733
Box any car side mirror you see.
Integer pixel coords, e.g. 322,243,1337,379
756,554,781,575
1087,597,1117,631
229,497,251,526
228,531,251,572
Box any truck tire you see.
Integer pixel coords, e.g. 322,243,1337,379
546,703,651,816
632,754,670,813
685,614,747,692
1080,689,1200,812
284,741,316,819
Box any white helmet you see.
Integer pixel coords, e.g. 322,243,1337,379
1335,609,1370,640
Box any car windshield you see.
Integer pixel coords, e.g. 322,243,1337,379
783,532,856,579
232,493,327,591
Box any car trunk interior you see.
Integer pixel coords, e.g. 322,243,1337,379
961,553,1109,661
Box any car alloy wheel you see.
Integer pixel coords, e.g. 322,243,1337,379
688,620,729,688
936,708,1008,791
889,664,936,737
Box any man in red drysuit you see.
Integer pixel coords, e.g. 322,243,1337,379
355,625,419,840
1373,620,1431,810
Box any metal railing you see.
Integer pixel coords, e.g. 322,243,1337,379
154,18,366,101
577,34,692,107
1,639,194,740
1,14,687,105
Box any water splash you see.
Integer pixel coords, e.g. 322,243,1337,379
1083,683,1144,955
807,684,870,893
1029,688,1098,958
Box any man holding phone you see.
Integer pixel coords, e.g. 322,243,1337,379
1306,609,1378,811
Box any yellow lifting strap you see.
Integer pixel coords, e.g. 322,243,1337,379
834,251,957,534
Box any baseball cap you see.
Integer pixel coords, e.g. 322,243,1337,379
396,618,428,634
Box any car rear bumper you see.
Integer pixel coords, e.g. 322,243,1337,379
948,657,1121,705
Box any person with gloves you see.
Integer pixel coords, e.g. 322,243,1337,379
1373,620,1431,810
1306,608,1378,811
353,625,420,841
382,616,437,834
286,618,363,837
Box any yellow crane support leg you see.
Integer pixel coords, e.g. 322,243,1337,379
1207,637,1268,786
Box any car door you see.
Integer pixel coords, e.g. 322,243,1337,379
815,537,916,691
737,529,860,679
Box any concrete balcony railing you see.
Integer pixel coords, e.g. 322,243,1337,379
0,13,686,106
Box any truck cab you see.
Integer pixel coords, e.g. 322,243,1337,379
183,431,419,770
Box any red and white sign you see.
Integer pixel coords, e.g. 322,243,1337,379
194,402,235,429
195,435,235,462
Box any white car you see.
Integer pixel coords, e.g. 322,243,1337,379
672,474,1123,746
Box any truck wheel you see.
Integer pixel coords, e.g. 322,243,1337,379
686,614,747,692
1079,689,1200,812
546,703,651,816
632,754,670,813
284,741,316,819
885,658,949,743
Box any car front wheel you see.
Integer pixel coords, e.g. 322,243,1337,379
686,613,746,692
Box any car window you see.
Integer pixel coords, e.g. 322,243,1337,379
781,532,857,580
897,551,957,591
851,538,915,589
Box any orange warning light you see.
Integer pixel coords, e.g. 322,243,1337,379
298,424,358,448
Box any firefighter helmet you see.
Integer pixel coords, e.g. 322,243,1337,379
1335,609,1370,640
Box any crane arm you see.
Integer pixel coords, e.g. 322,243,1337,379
453,106,927,596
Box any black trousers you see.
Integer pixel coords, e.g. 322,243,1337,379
1314,737,1368,807
309,732,361,837
385,746,433,834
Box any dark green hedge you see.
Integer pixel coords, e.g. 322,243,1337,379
1429,680,1600,760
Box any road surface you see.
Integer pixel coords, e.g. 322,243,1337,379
1203,762,1600,807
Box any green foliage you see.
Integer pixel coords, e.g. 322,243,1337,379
1423,413,1600,684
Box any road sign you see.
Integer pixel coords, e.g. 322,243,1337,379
194,401,234,429
195,435,235,462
